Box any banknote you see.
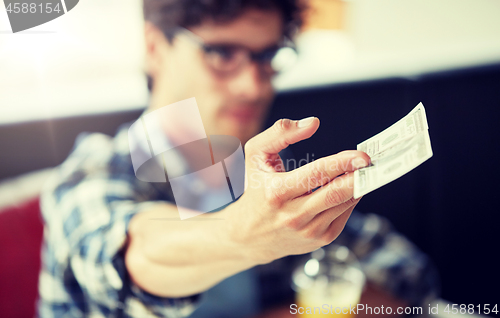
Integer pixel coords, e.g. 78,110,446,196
353,103,433,198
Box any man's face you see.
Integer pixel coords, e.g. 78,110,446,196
146,9,283,145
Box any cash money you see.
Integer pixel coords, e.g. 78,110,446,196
353,103,433,199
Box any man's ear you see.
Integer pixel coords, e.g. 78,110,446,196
144,21,171,80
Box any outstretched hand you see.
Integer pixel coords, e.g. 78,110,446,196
224,117,371,264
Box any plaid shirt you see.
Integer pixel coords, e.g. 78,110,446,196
38,123,439,318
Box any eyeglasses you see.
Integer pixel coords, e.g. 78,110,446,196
175,27,298,76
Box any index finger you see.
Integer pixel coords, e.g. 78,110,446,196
279,150,371,200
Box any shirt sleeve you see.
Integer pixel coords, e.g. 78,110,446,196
334,210,440,306
41,133,200,318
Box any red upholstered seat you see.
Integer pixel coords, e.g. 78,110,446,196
0,197,43,318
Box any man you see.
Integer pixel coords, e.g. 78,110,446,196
38,0,439,317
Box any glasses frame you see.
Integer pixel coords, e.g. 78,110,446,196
174,27,297,76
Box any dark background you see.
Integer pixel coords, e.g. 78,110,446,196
266,63,500,309
1,63,499,311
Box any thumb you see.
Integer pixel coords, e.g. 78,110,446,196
245,117,319,164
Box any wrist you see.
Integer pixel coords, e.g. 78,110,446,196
219,203,275,266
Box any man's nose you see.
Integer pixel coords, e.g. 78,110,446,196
227,62,267,101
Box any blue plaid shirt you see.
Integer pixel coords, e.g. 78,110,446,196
38,123,439,318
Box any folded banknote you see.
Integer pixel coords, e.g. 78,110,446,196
353,103,433,198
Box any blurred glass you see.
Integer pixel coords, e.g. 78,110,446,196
292,245,365,317
271,46,299,73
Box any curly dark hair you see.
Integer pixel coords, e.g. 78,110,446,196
143,0,304,41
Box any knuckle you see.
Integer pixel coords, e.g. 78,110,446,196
301,226,318,240
325,187,346,207
273,118,292,133
266,187,287,208
346,196,358,206
300,204,315,219
283,214,302,231
308,165,325,189
271,119,295,151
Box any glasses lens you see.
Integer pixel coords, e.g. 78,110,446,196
271,46,298,73
202,43,298,75
203,46,246,73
